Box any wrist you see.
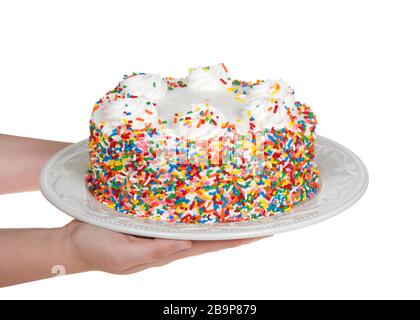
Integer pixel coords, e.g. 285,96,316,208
58,221,94,274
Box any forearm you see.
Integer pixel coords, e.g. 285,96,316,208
0,134,70,194
0,226,90,287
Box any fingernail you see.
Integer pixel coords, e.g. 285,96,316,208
262,234,274,238
241,235,272,243
175,240,192,251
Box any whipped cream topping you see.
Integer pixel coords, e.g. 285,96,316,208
92,96,158,132
244,97,289,130
92,64,301,137
172,103,227,140
249,79,295,108
119,73,168,101
186,64,231,90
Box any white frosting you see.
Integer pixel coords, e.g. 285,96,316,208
186,64,230,90
92,97,158,133
157,87,244,124
119,74,168,101
243,97,289,130
172,103,226,140
91,64,299,138
249,79,295,108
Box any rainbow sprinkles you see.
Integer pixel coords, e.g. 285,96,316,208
86,64,319,223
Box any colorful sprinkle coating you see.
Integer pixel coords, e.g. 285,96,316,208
86,68,319,224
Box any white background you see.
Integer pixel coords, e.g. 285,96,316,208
0,0,419,299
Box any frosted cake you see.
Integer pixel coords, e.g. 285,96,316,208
86,64,319,223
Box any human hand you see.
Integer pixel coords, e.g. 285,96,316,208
65,220,262,275
0,135,262,287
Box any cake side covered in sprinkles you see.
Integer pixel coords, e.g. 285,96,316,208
86,64,319,223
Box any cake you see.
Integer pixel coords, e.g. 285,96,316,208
86,64,319,223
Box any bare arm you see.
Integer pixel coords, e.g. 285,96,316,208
0,134,70,194
0,134,261,287
0,226,84,287
0,221,256,288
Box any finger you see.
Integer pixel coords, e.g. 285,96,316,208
189,237,264,255
66,219,81,226
137,238,192,264
121,237,263,274
63,219,81,232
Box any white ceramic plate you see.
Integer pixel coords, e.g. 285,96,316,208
40,136,368,240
